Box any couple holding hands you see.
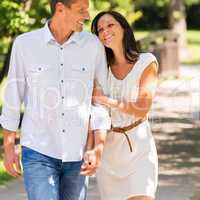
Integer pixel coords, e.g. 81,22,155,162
0,0,158,199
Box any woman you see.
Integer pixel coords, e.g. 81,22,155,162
91,11,158,200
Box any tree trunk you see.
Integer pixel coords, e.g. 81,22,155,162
169,0,190,60
23,0,33,12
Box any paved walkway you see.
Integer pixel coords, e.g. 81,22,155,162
0,175,198,200
0,65,200,200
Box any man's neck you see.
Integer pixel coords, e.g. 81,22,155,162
49,17,73,45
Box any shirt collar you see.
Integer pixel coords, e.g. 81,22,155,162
43,21,82,45
43,21,55,44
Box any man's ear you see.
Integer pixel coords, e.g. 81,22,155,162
55,2,65,14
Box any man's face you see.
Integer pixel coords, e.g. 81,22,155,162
59,0,90,32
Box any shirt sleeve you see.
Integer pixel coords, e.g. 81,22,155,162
90,37,111,131
0,37,26,132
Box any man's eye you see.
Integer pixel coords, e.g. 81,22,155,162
79,9,88,14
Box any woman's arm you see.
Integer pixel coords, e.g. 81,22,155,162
93,62,158,119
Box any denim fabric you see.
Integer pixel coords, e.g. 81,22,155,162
22,146,88,200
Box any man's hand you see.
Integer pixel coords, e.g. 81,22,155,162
80,130,107,176
4,144,21,177
3,129,21,177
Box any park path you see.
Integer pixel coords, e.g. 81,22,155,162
0,65,200,200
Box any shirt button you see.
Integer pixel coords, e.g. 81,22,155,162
62,129,65,133
61,80,64,83
82,67,85,71
60,63,63,66
60,47,63,50
62,113,65,116
62,96,64,99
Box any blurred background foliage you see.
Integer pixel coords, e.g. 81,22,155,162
0,0,200,81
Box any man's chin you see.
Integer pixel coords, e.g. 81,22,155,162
74,24,84,32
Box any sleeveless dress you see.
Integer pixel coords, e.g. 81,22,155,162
96,53,158,200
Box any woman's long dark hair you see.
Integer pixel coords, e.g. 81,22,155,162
91,11,140,66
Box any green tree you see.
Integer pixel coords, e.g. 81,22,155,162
0,0,50,84
134,0,200,59
91,0,142,26
0,0,32,83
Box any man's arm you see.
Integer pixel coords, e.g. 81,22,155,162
80,37,111,176
3,129,21,177
90,37,111,153
80,106,109,176
84,119,94,152
0,37,25,177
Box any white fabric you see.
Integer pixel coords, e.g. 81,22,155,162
96,53,158,199
0,22,111,161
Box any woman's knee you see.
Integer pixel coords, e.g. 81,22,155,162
128,196,154,200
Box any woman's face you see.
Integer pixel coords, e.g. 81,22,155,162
97,14,124,49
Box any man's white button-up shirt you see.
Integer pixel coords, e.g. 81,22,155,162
0,23,111,161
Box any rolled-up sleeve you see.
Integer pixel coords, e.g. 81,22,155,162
90,105,111,130
90,37,111,130
0,37,26,132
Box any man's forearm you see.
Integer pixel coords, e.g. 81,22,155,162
3,129,16,149
93,130,107,156
85,130,94,151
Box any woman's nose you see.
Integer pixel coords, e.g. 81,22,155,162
102,29,109,37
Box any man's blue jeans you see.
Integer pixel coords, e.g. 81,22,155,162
21,146,88,200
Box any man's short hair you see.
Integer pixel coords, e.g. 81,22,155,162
50,0,76,14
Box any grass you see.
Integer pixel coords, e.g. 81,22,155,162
134,30,150,40
0,161,14,185
190,193,200,200
182,30,200,65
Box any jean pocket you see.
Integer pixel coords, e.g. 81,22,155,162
21,146,46,164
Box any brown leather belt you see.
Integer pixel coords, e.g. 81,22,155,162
110,118,146,152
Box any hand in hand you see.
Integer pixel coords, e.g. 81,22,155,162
80,150,99,176
3,145,21,177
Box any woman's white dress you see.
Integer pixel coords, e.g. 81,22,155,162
96,53,158,200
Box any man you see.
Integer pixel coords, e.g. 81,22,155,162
0,0,110,199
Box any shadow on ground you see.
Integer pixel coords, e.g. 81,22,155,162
151,106,200,199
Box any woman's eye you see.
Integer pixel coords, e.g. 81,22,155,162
98,28,103,33
108,24,114,28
